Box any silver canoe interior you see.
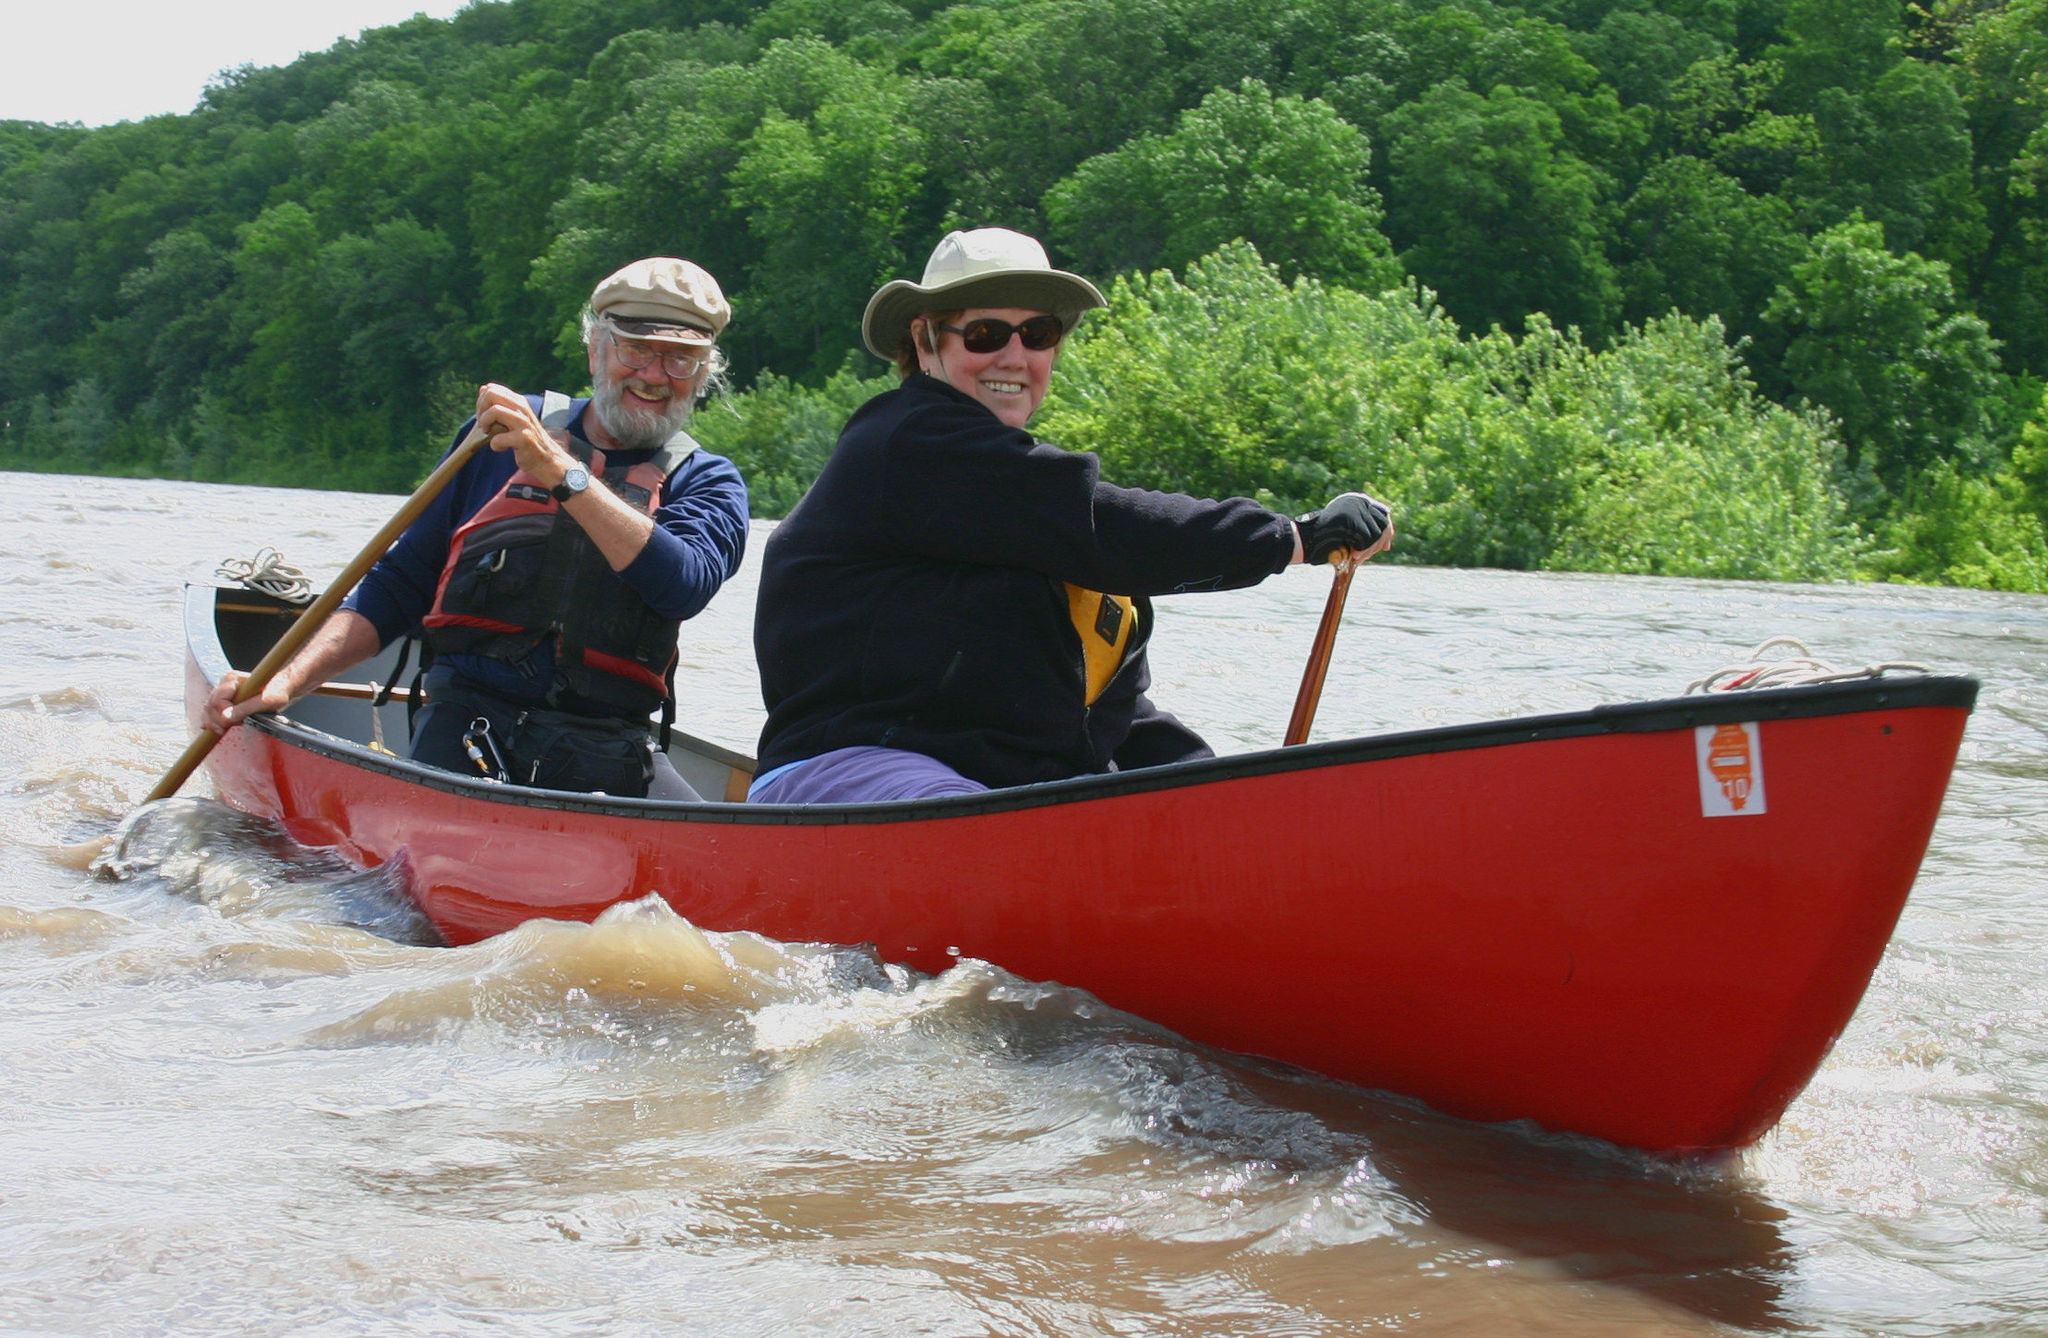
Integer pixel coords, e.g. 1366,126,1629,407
196,583,757,802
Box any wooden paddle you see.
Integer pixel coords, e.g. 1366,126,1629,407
1284,549,1359,746
141,424,492,804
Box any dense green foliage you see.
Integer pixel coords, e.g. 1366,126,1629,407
1036,244,1859,578
3,0,2045,587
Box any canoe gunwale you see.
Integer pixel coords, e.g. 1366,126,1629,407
231,673,1980,825
189,576,1978,824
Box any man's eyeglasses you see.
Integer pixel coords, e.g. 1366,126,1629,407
605,326,707,379
937,314,1066,354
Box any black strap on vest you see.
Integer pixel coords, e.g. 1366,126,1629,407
372,635,412,708
658,664,676,752
371,635,434,733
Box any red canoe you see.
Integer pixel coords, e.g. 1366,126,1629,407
181,580,1976,1155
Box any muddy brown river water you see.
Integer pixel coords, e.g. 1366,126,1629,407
3,471,2043,1336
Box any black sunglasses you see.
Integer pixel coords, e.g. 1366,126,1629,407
937,314,1066,353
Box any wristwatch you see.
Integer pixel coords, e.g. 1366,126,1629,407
551,466,590,502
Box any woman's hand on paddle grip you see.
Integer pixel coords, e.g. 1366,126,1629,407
1296,493,1393,566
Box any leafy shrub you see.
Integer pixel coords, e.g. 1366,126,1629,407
1864,385,2048,591
691,359,893,517
1037,242,1859,578
1543,314,1861,580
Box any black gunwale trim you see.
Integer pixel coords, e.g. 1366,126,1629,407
241,675,1978,828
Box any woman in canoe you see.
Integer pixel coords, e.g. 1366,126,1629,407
749,227,1394,803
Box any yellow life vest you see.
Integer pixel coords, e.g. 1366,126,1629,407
1065,584,1137,705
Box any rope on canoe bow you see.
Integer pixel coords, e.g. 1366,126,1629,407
216,548,313,605
1686,636,1931,694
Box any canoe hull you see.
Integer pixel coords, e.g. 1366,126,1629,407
184,580,1970,1155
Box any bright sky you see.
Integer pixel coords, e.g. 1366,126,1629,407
3,1,480,127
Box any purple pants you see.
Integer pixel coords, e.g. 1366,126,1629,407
747,745,989,803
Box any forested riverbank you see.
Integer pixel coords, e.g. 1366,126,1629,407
3,0,2044,586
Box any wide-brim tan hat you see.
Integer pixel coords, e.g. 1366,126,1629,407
591,257,730,345
862,228,1105,360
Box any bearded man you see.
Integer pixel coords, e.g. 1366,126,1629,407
204,257,750,798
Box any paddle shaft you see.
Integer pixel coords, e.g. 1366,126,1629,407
144,427,491,803
1284,550,1358,747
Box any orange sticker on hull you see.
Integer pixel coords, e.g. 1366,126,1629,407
1697,721,1767,816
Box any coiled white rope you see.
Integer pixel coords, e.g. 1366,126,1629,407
1686,636,1930,694
215,548,314,605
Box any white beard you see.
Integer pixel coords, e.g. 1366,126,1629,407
591,377,691,451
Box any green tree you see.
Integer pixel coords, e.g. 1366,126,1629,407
535,47,763,351
322,218,463,425
541,36,924,380
1767,0,1903,108
1796,60,1982,262
1619,155,1805,344
108,228,237,419
1045,80,1402,290
1573,10,1730,109
1383,80,1621,336
1381,2,1649,179
227,202,334,413
1953,0,2048,377
1661,55,1821,198
1267,0,1409,131
901,0,1292,228
723,40,927,379
1761,215,2001,496
52,377,118,464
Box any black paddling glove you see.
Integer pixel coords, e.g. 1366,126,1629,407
1296,493,1390,565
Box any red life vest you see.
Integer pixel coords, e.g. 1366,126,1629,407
423,393,696,715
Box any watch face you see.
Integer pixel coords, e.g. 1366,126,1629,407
554,466,590,502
